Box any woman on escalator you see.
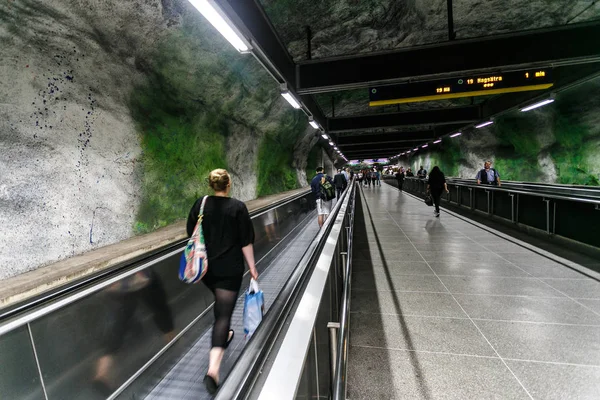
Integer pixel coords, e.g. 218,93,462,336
186,169,258,394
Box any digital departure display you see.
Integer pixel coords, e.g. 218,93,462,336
369,69,553,106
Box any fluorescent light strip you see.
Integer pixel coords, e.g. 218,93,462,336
475,121,494,128
281,92,301,109
520,99,554,112
413,148,419,151
328,141,334,146
309,120,319,129
188,0,250,52
450,132,462,138
321,134,329,139
422,144,428,148
433,139,442,144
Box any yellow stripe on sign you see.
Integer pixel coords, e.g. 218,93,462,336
368,83,554,106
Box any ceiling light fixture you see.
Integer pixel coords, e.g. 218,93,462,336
308,117,319,129
450,132,462,138
433,139,442,144
281,91,301,109
422,144,428,148
520,98,554,112
413,147,419,151
188,0,252,53
329,141,334,146
321,134,329,139
475,121,494,128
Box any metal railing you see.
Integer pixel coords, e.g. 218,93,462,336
220,180,356,399
386,176,600,249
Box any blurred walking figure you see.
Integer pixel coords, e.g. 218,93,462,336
427,166,449,217
333,168,347,199
395,168,405,191
186,169,258,394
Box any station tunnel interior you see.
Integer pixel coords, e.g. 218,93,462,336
1,1,600,278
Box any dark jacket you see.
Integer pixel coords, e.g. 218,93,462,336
428,172,446,193
395,171,405,181
333,173,347,189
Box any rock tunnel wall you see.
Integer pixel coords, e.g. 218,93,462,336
406,77,600,185
0,0,326,280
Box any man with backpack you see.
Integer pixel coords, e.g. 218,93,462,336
476,161,502,186
311,167,336,227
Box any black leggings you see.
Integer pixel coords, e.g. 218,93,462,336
211,288,239,348
431,191,442,213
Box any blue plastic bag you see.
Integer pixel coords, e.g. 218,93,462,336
243,279,264,339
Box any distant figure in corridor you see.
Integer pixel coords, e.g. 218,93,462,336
333,168,347,199
427,166,449,217
417,166,427,179
186,169,258,394
406,168,414,177
395,167,405,191
476,160,502,186
311,167,335,227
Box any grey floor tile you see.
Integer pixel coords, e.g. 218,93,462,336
494,252,564,267
439,276,566,297
352,261,434,275
510,263,590,279
347,346,529,400
352,272,447,292
478,243,535,254
418,251,510,264
412,243,488,253
506,360,600,400
476,320,600,365
351,313,496,356
429,261,531,277
541,279,600,299
353,252,425,263
350,290,465,317
454,294,600,325
578,299,600,315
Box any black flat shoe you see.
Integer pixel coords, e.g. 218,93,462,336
204,374,218,395
225,329,234,349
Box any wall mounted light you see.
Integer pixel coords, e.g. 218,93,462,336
308,117,319,129
321,134,329,139
413,147,419,151
422,144,428,148
329,141,334,146
450,132,462,138
475,120,494,128
188,0,252,53
281,91,301,109
520,98,554,112
433,139,442,144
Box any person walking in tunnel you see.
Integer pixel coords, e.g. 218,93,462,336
406,168,414,177
186,169,258,394
333,168,347,199
395,167,405,191
311,167,335,227
365,169,372,187
417,166,428,179
427,166,449,217
476,160,502,186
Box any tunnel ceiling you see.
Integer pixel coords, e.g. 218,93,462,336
236,1,600,160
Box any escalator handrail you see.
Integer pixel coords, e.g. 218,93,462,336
215,180,355,400
0,189,311,336
400,177,600,205
332,183,357,400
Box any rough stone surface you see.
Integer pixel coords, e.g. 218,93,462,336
0,0,173,278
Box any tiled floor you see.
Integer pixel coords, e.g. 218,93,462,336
143,212,320,400
347,183,600,400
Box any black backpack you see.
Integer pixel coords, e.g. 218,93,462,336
320,176,336,201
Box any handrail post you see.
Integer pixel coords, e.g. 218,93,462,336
328,322,340,384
